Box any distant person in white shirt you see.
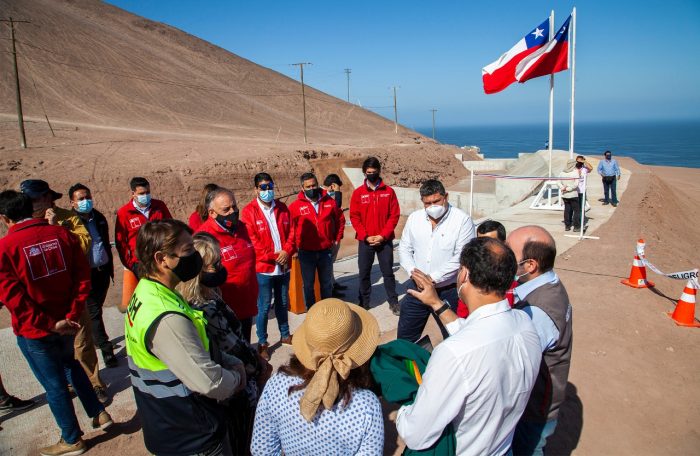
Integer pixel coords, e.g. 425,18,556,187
396,237,542,455
398,179,475,342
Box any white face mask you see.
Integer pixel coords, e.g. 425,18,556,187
456,269,469,302
426,204,446,220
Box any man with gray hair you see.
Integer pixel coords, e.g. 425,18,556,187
197,187,258,341
506,225,573,456
397,179,475,342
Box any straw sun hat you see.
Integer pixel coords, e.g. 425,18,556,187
292,298,380,421
564,158,577,172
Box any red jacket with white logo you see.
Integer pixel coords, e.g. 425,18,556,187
197,217,258,319
240,199,295,274
114,199,172,270
0,219,91,338
289,190,345,251
349,179,401,241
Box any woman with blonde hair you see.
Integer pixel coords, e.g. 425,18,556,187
251,298,383,455
188,183,219,231
178,231,270,455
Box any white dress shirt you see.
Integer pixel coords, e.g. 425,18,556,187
396,300,542,456
257,199,283,276
398,204,475,287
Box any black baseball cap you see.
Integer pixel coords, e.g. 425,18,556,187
20,179,63,200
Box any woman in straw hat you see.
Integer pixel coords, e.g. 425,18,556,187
251,298,383,455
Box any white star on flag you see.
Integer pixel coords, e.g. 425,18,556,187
532,28,544,39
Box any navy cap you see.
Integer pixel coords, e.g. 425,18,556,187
20,179,63,201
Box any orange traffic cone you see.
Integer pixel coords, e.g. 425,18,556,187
121,268,139,311
621,239,654,288
668,280,700,327
288,257,320,315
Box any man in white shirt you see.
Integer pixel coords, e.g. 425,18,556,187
398,179,475,342
396,237,542,455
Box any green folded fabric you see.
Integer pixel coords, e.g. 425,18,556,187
370,339,456,456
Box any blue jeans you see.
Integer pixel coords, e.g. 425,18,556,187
511,419,558,456
17,334,104,444
397,283,458,343
255,272,291,345
297,249,334,309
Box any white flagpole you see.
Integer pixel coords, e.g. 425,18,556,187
569,7,577,159
548,9,554,178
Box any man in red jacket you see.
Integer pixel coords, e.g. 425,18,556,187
350,157,401,312
240,173,295,359
114,177,171,311
289,172,345,309
197,187,258,341
0,190,112,455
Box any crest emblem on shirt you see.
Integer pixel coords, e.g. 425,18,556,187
361,195,369,204
129,217,142,229
256,219,266,232
300,206,310,216
221,245,238,261
23,239,67,281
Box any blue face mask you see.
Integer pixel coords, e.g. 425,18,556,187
76,199,93,214
259,189,274,203
136,194,151,207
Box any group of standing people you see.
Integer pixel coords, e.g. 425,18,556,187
0,152,576,455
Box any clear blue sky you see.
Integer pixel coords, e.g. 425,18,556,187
107,1,700,128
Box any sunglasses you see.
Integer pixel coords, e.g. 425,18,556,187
259,183,274,191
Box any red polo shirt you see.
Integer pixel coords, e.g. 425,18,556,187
114,199,172,270
197,217,258,320
0,218,91,338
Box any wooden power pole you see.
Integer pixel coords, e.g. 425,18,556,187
344,68,351,102
291,62,311,144
1,17,30,149
430,109,437,139
391,86,399,134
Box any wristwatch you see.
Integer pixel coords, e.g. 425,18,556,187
435,300,451,316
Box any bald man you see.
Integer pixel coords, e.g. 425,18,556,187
506,226,573,456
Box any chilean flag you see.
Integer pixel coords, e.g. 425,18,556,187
516,15,571,83
482,18,550,94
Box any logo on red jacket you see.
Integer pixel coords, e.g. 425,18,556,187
23,239,67,281
256,219,266,232
361,194,370,204
300,206,310,216
129,217,142,229
221,245,238,261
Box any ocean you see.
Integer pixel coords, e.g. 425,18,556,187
416,120,700,168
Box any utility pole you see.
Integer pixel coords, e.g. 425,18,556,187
392,86,398,133
291,62,311,144
1,17,30,149
430,109,437,139
344,68,351,103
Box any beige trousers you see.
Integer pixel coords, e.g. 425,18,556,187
74,308,105,388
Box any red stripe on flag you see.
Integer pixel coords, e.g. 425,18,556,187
518,42,569,83
483,46,542,94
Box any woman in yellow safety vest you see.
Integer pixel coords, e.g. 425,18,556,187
124,219,246,456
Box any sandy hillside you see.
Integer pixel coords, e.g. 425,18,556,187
0,0,475,225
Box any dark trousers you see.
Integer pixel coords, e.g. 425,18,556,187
397,283,458,343
602,177,618,204
297,249,334,309
87,266,112,351
562,194,581,228
357,241,398,307
17,334,103,444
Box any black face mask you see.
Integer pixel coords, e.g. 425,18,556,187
605,155,612,160
200,267,228,288
304,188,320,200
575,162,584,169
216,210,239,232
366,173,380,184
170,250,203,282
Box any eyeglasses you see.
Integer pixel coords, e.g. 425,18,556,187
517,258,533,266
259,183,274,191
